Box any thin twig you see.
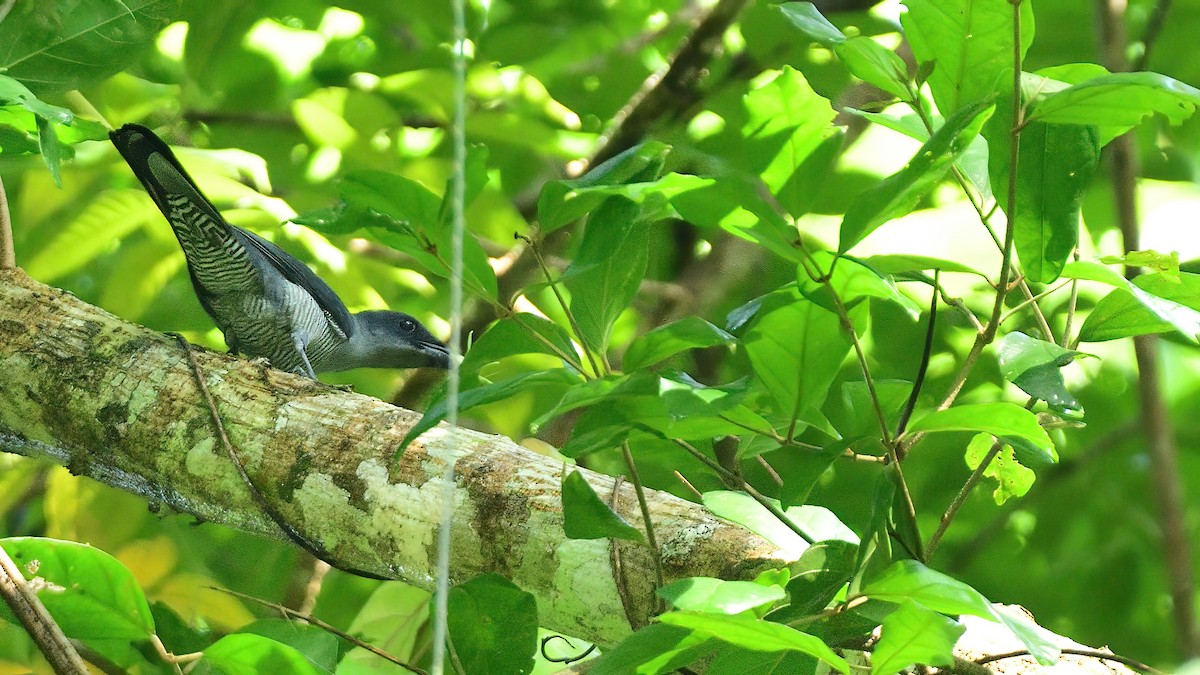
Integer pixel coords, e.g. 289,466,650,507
927,397,1038,561
170,334,383,580
212,587,427,673
673,439,815,544
976,647,1164,675
606,475,641,628
895,269,939,437
519,236,603,376
1097,0,1200,656
674,471,704,500
619,442,666,606
1061,249,1081,348
755,455,784,486
0,176,14,270
925,439,1002,562
0,543,89,674
926,1,1028,419
1133,0,1173,71
999,281,1070,328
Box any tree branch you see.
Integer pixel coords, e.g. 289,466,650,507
0,543,89,674
0,269,788,647
1097,0,1200,658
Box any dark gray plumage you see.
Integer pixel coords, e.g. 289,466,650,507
110,124,450,378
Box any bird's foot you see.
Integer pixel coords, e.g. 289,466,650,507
331,383,355,393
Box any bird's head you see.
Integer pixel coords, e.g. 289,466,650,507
345,310,452,370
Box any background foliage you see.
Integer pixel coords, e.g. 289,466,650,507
2,0,1200,672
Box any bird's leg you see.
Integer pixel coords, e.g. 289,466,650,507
292,335,319,380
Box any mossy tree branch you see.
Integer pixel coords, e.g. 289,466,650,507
0,269,786,647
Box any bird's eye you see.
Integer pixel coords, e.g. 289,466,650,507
402,319,416,332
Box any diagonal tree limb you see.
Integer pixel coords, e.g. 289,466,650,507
0,542,89,674
0,269,787,647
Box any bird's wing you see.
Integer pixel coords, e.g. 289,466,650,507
110,124,355,340
234,227,355,340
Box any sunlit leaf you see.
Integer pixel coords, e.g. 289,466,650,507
1066,262,1200,343
871,601,963,675
658,612,849,674
562,470,645,542
623,317,734,371
0,0,178,94
861,560,992,617
202,634,323,674
901,0,1035,116
1010,122,1100,282
446,574,538,675
905,403,1054,462
839,101,993,253
658,577,785,615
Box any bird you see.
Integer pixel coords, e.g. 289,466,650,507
110,124,451,379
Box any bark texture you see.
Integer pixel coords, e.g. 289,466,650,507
0,270,788,645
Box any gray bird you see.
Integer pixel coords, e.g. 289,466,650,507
110,124,450,378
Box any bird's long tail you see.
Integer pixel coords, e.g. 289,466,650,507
110,124,258,295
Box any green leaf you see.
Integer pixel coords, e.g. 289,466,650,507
708,647,819,675
871,601,964,675
740,67,841,215
839,100,993,253
965,433,1035,505
776,3,846,46
562,470,645,542
544,372,773,442
242,619,339,673
202,633,324,675
995,332,1083,415
0,537,154,642
623,317,734,371
657,612,849,674
35,116,65,188
778,440,853,509
1026,72,1200,128
0,75,73,123
777,5,909,100
0,0,178,94
834,37,910,100
785,540,859,616
1075,269,1200,343
809,252,923,320
461,314,580,377
742,287,851,422
1099,249,1179,276
861,560,992,617
536,141,673,231
670,177,806,263
1065,262,1200,343
437,144,491,228
992,606,1061,666
658,578,785,615
339,170,498,300
702,491,857,559
562,198,651,353
589,624,716,675
398,369,581,452
901,0,1035,116
1010,122,1100,282
862,254,983,277
905,403,1054,462
446,574,538,675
